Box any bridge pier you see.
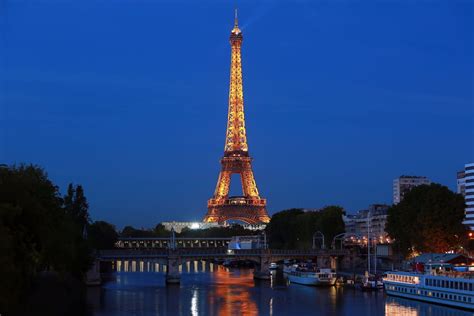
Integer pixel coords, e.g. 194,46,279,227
85,259,101,286
166,255,181,284
330,256,339,271
317,255,329,268
253,253,271,280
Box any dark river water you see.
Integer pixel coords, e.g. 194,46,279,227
86,266,472,316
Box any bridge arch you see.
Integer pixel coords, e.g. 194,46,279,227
223,217,261,225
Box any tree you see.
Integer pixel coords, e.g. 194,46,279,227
64,183,90,233
120,226,156,238
386,183,466,257
88,221,118,250
0,165,92,311
265,209,305,249
318,206,345,248
153,223,170,237
266,207,345,249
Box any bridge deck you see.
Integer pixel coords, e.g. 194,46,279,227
98,248,348,260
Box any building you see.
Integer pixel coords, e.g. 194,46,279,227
343,204,392,245
457,170,466,196
161,221,221,233
161,221,266,233
393,176,431,204
462,162,474,231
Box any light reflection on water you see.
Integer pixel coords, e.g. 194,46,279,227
87,263,472,316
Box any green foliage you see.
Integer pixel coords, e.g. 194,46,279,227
386,183,467,257
0,165,92,311
88,221,119,250
266,209,304,249
64,183,90,232
121,226,157,238
153,223,170,237
266,207,345,249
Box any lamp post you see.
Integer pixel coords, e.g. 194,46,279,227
331,233,346,250
170,227,176,250
261,231,268,249
312,231,325,250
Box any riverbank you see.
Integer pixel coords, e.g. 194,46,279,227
8,272,87,316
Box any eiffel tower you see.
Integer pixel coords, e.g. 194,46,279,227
203,11,270,225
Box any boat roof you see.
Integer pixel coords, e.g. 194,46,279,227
410,253,469,264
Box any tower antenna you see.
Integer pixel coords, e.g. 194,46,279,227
234,8,238,27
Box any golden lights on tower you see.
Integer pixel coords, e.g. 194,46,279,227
203,11,270,224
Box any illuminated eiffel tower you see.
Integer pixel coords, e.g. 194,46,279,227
203,11,270,225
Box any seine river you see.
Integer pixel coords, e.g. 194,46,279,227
86,265,471,316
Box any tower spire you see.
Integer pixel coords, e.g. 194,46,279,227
234,8,238,27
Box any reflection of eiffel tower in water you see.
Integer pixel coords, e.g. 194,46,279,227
203,11,270,225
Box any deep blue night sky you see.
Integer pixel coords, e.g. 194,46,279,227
1,0,473,228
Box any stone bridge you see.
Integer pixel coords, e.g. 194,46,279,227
88,248,351,284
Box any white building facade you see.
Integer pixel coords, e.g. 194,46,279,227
343,204,392,244
457,170,466,197
393,176,431,205
463,163,474,230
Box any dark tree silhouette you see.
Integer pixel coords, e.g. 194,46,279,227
386,183,466,257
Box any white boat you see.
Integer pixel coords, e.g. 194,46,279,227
269,262,278,270
358,271,383,291
287,268,337,286
383,270,474,310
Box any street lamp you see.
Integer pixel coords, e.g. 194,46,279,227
331,233,346,250
261,231,268,249
312,231,325,250
169,227,176,250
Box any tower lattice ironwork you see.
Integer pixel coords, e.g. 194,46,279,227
203,11,270,225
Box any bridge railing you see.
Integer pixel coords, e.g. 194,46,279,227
97,248,348,260
115,237,232,249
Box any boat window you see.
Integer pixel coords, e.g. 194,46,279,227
469,283,473,292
